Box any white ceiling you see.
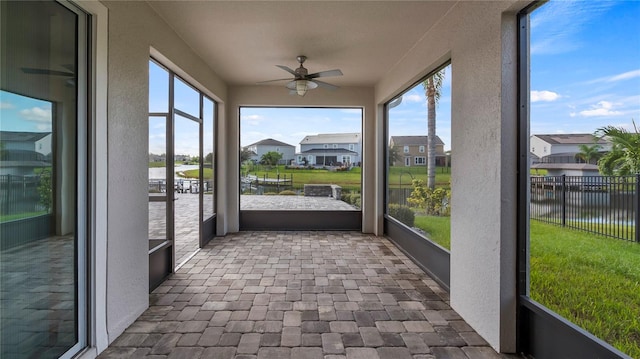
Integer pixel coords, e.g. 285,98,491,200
147,1,457,88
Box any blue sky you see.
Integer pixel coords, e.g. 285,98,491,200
2,1,638,155
241,65,453,152
529,0,640,135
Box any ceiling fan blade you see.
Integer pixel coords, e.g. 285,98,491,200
308,69,343,79
256,78,293,84
312,79,339,91
276,65,297,76
21,67,74,77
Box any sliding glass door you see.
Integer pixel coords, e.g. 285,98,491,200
0,1,88,357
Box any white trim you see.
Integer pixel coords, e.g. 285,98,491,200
74,0,109,354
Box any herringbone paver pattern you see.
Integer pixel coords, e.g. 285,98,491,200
98,232,511,358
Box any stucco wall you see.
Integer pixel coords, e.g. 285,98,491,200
102,0,227,344
374,1,526,352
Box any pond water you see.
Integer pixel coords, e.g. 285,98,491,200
149,164,199,180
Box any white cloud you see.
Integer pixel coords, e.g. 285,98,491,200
578,101,623,117
0,101,15,109
404,94,423,103
242,114,263,121
530,1,613,55
19,107,51,123
531,90,560,102
606,69,640,82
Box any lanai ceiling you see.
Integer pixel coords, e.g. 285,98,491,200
147,1,457,88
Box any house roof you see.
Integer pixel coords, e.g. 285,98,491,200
246,138,295,148
300,133,361,144
532,134,609,145
300,148,359,155
0,131,50,142
390,135,444,146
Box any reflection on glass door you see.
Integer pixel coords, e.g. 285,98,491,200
0,1,87,358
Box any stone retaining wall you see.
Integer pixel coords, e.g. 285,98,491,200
304,184,341,200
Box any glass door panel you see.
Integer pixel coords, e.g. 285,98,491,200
149,115,169,250
173,113,201,267
0,1,86,357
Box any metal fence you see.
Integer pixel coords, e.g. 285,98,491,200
0,174,44,216
530,175,639,242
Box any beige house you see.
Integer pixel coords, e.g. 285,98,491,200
389,135,445,167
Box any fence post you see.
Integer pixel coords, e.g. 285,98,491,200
636,174,639,243
561,174,567,227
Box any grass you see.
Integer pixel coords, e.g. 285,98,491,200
414,215,451,249
0,211,48,223
411,215,640,357
530,221,640,357
388,166,451,188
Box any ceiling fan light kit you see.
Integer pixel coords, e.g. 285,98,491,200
286,79,318,97
258,55,343,96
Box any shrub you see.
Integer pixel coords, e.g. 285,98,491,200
407,179,450,216
388,204,415,227
342,192,361,208
279,190,297,195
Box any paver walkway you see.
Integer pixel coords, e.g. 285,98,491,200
98,232,509,359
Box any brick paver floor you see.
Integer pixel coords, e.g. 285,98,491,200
98,232,512,358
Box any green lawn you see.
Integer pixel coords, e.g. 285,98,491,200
411,215,640,357
388,166,451,188
0,211,48,223
414,215,451,249
530,221,640,357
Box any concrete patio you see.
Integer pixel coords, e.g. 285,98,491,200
98,231,510,359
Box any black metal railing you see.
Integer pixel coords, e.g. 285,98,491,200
530,175,639,242
0,174,44,217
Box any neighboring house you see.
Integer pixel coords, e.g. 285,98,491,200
389,135,445,167
530,134,611,164
298,133,361,166
149,153,165,163
244,138,296,165
0,131,52,176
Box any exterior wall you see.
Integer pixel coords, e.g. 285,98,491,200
375,1,527,352
531,137,612,159
253,144,295,164
101,0,227,347
300,140,362,164
390,143,443,167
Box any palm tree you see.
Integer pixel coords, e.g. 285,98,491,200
423,68,445,189
576,143,602,164
595,121,640,175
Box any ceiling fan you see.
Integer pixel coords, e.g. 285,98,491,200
21,64,76,87
257,56,343,96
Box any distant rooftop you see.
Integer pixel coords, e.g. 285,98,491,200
0,131,50,142
532,134,609,145
301,133,361,144
245,138,295,148
390,135,444,146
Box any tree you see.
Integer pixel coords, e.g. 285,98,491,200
388,146,402,166
240,148,253,162
423,68,445,189
260,151,283,166
204,152,214,164
576,143,602,164
596,121,640,176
